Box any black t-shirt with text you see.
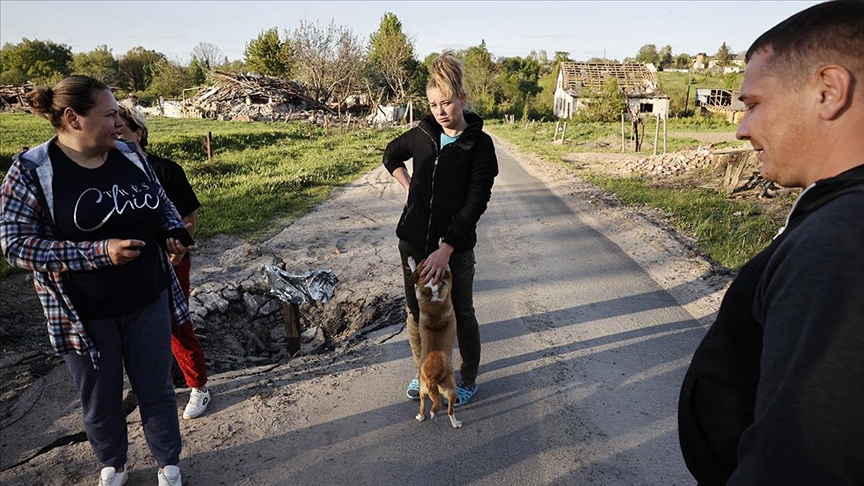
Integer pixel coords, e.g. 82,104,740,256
50,142,166,319
148,154,200,218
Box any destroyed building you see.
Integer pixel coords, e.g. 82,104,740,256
0,84,34,111
142,72,337,122
554,62,670,119
694,88,745,123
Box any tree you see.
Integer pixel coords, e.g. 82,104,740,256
71,45,121,86
219,59,248,74
288,19,365,103
635,44,659,66
187,56,207,85
553,51,571,64
146,58,193,99
657,45,674,71
461,41,498,116
368,12,419,104
497,56,542,116
674,53,692,70
0,38,72,84
715,42,731,68
191,42,227,71
118,47,164,91
244,27,292,77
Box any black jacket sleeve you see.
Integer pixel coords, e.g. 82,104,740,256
442,133,498,249
382,128,417,175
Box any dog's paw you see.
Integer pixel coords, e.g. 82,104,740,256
415,413,425,422
449,415,462,429
430,410,436,419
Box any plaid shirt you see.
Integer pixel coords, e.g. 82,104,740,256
0,137,192,368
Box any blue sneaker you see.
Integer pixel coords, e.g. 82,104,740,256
406,378,420,400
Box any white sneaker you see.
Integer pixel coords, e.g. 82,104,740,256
99,464,128,486
182,388,210,419
157,465,182,486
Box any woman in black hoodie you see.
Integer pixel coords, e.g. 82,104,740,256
383,52,498,406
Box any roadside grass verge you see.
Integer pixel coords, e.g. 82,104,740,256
580,175,777,269
487,117,736,157
0,113,400,278
486,120,779,270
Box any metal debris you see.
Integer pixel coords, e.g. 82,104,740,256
261,264,338,305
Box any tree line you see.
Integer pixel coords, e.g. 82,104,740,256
1,12,739,120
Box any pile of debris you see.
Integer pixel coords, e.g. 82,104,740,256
0,84,34,111
624,147,714,177
172,71,336,122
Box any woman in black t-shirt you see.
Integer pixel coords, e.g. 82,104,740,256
1,76,192,486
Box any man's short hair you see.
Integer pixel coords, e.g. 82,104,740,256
746,1,864,82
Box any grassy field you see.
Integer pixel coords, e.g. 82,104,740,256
0,113,400,278
485,119,782,270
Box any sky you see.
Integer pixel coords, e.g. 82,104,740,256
1,1,823,64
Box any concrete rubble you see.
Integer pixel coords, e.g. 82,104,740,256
624,147,714,177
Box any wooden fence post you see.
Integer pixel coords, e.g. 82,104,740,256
663,114,668,154
621,113,625,152
653,115,660,156
281,302,302,358
206,131,212,161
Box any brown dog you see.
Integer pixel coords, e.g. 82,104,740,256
408,257,461,429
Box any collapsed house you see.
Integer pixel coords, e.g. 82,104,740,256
554,62,670,119
0,84,34,111
143,72,337,122
694,88,745,123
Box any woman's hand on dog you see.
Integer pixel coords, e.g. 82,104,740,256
421,243,454,285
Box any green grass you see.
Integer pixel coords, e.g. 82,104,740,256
486,120,779,270
581,176,777,269
0,113,399,278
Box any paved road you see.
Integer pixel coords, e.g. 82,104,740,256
247,140,705,485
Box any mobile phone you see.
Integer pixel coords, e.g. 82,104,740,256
166,227,195,247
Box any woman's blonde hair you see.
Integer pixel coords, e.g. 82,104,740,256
117,99,149,148
426,51,467,100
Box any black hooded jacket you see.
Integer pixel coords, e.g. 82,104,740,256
678,164,864,485
383,112,498,253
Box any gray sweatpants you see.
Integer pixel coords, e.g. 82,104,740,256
64,290,181,468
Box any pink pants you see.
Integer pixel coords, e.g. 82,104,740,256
171,258,207,388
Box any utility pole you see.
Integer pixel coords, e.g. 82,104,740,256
684,78,693,115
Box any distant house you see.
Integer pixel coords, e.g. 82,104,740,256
553,61,670,119
692,53,707,71
694,88,746,123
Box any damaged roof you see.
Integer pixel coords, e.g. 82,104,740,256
559,62,665,97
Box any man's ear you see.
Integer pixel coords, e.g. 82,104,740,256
815,65,852,120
